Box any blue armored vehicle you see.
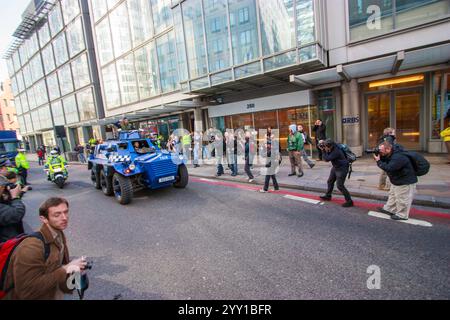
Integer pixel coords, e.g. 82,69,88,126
88,131,188,205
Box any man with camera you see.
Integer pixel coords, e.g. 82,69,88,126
0,175,26,243
2,197,89,300
319,139,354,207
374,141,417,221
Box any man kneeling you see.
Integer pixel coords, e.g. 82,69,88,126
3,197,87,300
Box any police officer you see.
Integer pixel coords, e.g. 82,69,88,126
15,148,30,187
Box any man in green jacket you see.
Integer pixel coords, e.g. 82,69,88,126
15,148,30,186
287,125,304,178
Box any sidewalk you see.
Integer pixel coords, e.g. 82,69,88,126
186,154,450,210
27,153,450,209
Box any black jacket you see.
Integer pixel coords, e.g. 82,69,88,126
377,146,418,186
313,124,327,141
323,145,349,169
300,131,313,145
0,199,26,242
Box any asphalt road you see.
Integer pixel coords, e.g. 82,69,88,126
20,163,450,300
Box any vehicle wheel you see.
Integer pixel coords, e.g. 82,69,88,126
91,169,101,189
112,173,133,205
100,169,114,196
173,164,189,188
55,176,65,189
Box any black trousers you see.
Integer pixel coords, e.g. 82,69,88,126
244,158,254,179
316,142,323,160
326,167,352,202
18,169,28,185
264,175,279,191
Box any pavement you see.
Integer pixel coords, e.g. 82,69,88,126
20,163,450,300
26,152,450,210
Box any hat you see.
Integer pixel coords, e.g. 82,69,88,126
289,124,297,133
0,157,8,167
0,175,10,186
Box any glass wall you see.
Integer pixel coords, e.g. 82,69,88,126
349,0,450,42
96,18,114,66
157,32,179,93
135,43,159,99
117,54,139,104
128,0,154,47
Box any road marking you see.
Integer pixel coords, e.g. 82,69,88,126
284,195,322,205
368,211,433,227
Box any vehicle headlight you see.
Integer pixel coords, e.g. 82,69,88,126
129,164,136,171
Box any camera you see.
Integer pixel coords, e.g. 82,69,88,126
84,260,93,270
365,147,380,156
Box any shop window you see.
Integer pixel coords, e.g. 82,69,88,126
231,113,253,130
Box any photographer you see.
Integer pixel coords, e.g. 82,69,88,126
374,142,417,221
319,139,354,207
0,175,25,242
3,197,88,300
377,128,401,190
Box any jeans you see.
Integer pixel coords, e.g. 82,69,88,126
263,175,279,191
193,144,200,165
38,157,44,166
326,167,352,202
18,168,28,185
302,151,315,168
78,153,86,163
231,154,238,175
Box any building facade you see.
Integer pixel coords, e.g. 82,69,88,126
4,0,104,153
4,0,450,154
0,79,20,132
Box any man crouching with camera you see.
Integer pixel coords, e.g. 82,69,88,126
374,141,417,221
3,197,89,300
319,139,354,207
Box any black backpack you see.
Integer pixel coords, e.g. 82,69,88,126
402,151,430,177
337,144,357,179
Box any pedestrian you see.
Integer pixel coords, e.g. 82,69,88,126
2,197,89,300
259,132,280,193
40,145,46,160
298,124,315,169
440,117,450,164
215,132,227,177
229,131,238,176
377,127,399,190
76,144,86,164
15,149,30,187
37,148,45,166
375,141,418,221
0,175,25,243
244,131,254,182
287,125,304,178
313,119,327,161
193,131,202,168
319,139,354,207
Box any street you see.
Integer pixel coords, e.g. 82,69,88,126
20,162,450,300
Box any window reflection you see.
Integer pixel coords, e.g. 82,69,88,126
96,18,114,65
128,0,154,47
102,64,121,109
157,32,179,93
117,54,139,104
135,43,159,99
110,3,132,58
67,17,86,58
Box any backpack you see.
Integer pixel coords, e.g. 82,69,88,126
337,144,357,179
402,151,430,177
0,232,50,299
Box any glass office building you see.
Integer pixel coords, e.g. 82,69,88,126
4,0,104,152
4,0,450,153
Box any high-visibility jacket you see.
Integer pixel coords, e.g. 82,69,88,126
440,127,450,142
15,153,30,170
182,134,192,146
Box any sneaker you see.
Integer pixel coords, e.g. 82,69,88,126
248,179,254,183
391,214,408,221
215,173,223,177
320,195,332,201
342,201,354,208
309,163,315,169
273,187,280,191
288,173,296,177
377,207,394,216
297,172,304,178
231,174,237,177
259,189,268,193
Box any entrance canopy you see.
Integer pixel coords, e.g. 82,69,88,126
290,43,450,87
